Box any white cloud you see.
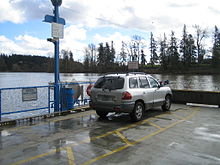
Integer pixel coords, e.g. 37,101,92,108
93,32,131,53
1,0,220,33
1,0,220,30
0,0,24,23
60,25,87,61
0,24,89,61
64,25,87,41
0,35,25,54
0,34,53,55
1,0,220,61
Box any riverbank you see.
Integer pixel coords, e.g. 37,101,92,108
140,65,220,75
0,64,219,75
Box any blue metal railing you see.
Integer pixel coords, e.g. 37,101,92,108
0,82,94,121
0,85,54,121
0,89,1,120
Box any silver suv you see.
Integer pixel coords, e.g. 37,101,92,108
89,72,172,121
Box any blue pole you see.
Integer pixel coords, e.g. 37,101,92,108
54,5,60,112
0,89,1,121
48,86,51,114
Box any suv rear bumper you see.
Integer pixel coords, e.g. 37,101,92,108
89,101,134,113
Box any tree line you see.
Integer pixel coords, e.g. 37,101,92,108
83,25,220,73
0,52,83,72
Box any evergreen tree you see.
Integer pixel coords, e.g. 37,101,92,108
149,32,158,65
140,50,146,66
167,31,179,68
83,49,90,70
159,33,168,70
110,41,115,63
97,43,105,67
104,42,111,65
69,51,74,61
187,34,197,65
180,25,188,65
180,25,196,66
212,26,220,67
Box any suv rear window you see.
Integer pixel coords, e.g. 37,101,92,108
94,77,124,90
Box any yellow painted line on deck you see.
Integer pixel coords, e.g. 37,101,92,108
86,113,169,143
81,108,200,165
171,113,185,120
116,113,168,132
145,120,163,129
114,130,132,146
11,147,64,165
132,108,199,145
71,105,90,111
11,108,199,165
81,144,130,165
176,109,191,114
88,114,167,141
66,147,76,165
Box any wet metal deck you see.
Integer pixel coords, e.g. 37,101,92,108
0,104,220,165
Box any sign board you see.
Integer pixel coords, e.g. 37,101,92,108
52,22,64,39
44,15,65,25
128,61,139,70
22,88,38,102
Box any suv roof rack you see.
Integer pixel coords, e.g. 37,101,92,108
103,72,124,76
102,72,147,76
126,72,147,76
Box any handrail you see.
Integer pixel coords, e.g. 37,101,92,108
0,82,92,122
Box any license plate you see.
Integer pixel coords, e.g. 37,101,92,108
99,95,113,101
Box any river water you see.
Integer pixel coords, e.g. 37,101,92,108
0,72,219,120
0,72,220,91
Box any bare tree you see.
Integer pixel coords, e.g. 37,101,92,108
193,25,208,64
123,35,146,63
119,41,127,65
88,44,96,67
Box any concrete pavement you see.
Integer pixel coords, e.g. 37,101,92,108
0,104,220,165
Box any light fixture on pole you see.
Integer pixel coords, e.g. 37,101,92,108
51,0,62,6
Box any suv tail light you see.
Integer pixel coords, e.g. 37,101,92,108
122,92,132,100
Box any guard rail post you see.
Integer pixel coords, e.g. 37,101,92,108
48,86,51,114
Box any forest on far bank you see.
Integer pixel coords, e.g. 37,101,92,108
0,53,218,74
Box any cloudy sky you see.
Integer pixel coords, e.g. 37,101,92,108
0,0,220,62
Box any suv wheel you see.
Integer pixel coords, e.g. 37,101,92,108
162,95,171,111
130,102,144,122
96,110,108,118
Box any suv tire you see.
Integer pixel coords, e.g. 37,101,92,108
162,95,171,111
96,110,108,118
130,102,144,122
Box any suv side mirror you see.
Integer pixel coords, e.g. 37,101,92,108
164,80,169,85
159,80,169,86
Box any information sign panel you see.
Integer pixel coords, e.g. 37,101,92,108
128,61,139,70
52,22,64,39
22,88,38,102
